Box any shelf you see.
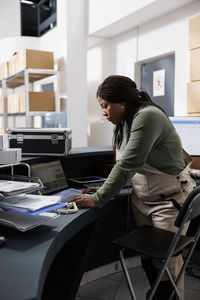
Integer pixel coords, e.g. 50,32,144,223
6,113,26,116
0,162,31,177
0,68,58,89
0,68,59,129
0,112,25,117
0,112,56,118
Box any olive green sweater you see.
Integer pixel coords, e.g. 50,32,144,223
92,106,185,207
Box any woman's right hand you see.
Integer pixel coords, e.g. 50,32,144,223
83,187,99,194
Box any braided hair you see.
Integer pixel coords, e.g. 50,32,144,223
96,75,166,149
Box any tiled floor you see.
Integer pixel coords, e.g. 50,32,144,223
75,265,200,300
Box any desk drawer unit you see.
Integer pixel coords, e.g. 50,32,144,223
7,128,72,156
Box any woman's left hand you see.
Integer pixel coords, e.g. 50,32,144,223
70,194,96,208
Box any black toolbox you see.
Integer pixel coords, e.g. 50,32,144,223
7,128,72,156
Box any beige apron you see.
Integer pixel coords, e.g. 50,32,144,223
116,149,196,299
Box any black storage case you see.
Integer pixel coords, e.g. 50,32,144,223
7,128,72,156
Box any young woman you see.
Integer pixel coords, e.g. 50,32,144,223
72,75,195,299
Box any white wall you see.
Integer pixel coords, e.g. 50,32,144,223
66,0,88,147
0,0,67,92
88,0,196,38
88,0,154,35
0,0,88,148
87,39,116,147
87,0,200,146
0,37,41,63
40,0,67,96
0,0,20,39
137,7,192,115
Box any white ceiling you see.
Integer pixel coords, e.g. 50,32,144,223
88,0,197,39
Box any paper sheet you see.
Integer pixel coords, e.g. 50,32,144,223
0,194,61,212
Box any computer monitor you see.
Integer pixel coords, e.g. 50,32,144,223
170,117,200,156
31,160,68,194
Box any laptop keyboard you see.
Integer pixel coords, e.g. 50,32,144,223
83,180,106,188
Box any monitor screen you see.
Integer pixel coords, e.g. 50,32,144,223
31,160,68,194
170,117,200,156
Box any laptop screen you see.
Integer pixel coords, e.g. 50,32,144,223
31,160,68,194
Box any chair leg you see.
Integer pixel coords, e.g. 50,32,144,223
174,241,197,289
141,258,158,287
119,249,137,300
141,258,175,300
165,267,182,300
147,261,181,300
147,280,178,300
168,243,197,300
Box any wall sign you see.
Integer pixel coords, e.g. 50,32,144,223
153,69,165,97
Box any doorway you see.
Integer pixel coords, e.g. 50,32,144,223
140,54,175,116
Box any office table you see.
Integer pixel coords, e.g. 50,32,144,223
0,189,131,300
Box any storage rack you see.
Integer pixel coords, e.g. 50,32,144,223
0,68,59,130
0,161,31,178
0,162,43,191
0,161,43,197
0,162,48,233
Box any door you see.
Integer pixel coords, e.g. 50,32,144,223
141,54,175,116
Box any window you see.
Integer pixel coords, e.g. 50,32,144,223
21,0,57,37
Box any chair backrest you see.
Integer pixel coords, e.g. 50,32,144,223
175,185,200,227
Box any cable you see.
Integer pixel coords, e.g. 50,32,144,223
56,202,78,214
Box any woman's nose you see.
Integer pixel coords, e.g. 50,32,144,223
103,109,107,116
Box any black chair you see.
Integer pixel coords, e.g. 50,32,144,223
112,185,200,300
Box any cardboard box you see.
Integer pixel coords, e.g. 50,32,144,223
187,112,200,116
19,91,55,112
8,49,54,76
0,148,22,164
8,56,16,77
0,96,4,114
19,91,25,113
0,129,5,134
187,81,200,114
7,93,20,113
0,61,8,80
189,15,200,50
190,48,200,81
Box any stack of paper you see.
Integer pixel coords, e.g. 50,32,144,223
0,193,67,215
0,180,40,196
0,180,68,231
0,210,59,231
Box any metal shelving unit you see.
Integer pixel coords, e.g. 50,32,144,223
0,161,43,194
0,161,31,177
0,68,59,130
